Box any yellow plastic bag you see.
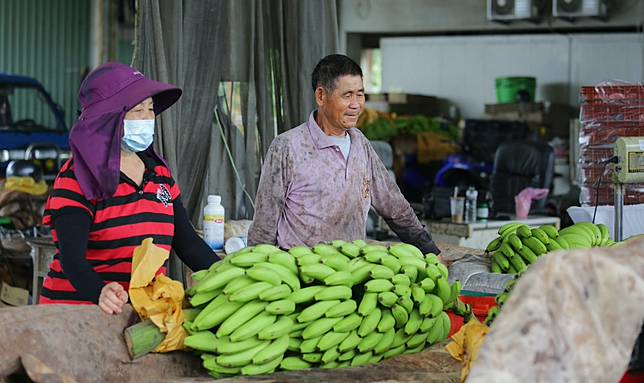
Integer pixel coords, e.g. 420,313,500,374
445,317,490,382
4,176,48,196
128,238,187,353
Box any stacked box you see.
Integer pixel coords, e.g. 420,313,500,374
578,84,644,206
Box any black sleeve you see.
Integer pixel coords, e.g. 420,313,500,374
52,208,105,303
173,197,221,271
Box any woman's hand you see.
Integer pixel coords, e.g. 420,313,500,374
99,282,129,314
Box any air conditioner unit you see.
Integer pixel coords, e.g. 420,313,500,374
552,0,608,18
487,0,542,21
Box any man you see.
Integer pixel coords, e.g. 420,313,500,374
248,54,440,255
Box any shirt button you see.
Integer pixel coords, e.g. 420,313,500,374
138,190,144,195
335,148,340,151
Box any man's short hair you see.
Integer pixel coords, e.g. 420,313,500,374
311,54,363,92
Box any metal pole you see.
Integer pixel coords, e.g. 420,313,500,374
89,0,106,69
614,182,624,241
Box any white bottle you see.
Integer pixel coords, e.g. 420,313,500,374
203,195,225,251
465,187,478,223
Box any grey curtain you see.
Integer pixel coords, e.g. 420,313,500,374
132,0,338,278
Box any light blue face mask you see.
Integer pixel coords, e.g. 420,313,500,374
122,119,155,152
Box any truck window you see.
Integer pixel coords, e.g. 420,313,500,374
0,85,60,132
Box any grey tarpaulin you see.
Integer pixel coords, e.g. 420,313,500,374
132,0,339,223
132,0,339,279
467,239,644,383
447,254,515,295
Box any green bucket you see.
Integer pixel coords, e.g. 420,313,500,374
495,76,536,104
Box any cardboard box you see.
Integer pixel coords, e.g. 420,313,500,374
0,281,29,306
366,93,456,118
485,102,545,123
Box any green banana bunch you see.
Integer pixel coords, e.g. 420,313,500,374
486,222,615,276
185,240,454,377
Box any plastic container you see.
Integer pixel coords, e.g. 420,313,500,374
224,236,247,255
203,195,225,251
447,311,464,338
465,187,478,223
477,202,489,221
495,77,536,104
450,196,465,224
459,293,498,324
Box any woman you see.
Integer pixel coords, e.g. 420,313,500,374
40,62,219,314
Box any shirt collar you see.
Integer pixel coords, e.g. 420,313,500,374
307,111,354,150
118,151,157,184
138,150,158,171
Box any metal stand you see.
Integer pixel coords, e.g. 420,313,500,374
614,182,624,241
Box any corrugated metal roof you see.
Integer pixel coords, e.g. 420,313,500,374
0,0,90,128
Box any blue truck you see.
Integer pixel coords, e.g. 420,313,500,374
0,73,70,181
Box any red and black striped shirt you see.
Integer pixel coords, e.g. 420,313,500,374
40,153,186,304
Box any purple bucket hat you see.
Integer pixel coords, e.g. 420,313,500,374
69,62,181,200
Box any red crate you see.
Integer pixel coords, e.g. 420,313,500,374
459,295,497,324
580,103,644,123
581,85,644,104
579,121,644,147
447,311,464,338
579,147,614,163
445,295,498,337
579,163,614,185
581,184,644,206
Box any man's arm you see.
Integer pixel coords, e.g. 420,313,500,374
367,143,441,255
248,139,290,246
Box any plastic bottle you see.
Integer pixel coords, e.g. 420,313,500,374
465,187,478,223
203,195,225,251
477,202,489,222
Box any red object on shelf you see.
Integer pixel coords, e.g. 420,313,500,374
447,311,464,338
459,295,497,324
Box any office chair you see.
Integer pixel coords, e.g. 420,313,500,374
490,140,555,214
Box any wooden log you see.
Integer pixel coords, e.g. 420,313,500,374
0,305,204,382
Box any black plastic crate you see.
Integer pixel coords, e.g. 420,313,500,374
463,119,530,163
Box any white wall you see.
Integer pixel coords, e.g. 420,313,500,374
380,33,644,118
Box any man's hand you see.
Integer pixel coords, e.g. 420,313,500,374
99,282,128,315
